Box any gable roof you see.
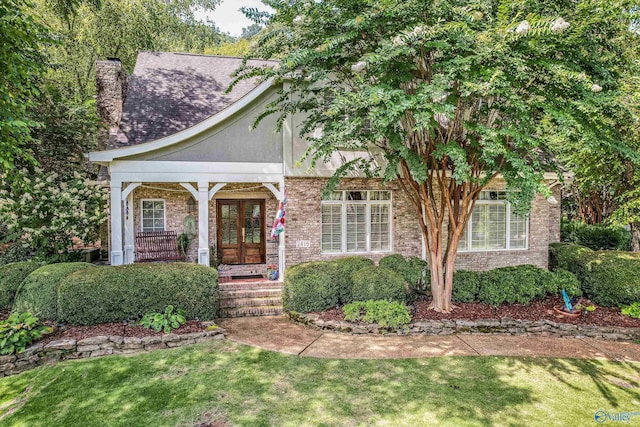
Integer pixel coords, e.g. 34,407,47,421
109,51,276,149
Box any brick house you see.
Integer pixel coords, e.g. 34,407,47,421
89,52,564,278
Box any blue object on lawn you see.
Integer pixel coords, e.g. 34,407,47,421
561,289,573,312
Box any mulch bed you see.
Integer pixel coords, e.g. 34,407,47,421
313,296,640,328
0,308,205,346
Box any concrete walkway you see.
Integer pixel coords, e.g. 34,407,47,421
218,316,640,362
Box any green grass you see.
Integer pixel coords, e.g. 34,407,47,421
1,341,640,426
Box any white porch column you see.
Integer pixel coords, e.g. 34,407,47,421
197,181,210,266
278,180,286,280
124,192,135,264
110,182,124,266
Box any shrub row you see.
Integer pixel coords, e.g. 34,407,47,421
283,257,406,313
13,263,95,320
561,220,631,251
379,254,429,295
0,261,45,309
57,263,219,325
550,242,640,307
451,265,580,307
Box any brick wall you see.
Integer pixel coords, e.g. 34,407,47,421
131,183,279,264
285,177,558,271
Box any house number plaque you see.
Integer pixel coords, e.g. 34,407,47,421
295,240,311,248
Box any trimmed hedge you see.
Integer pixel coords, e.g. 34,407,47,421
12,262,94,320
57,263,218,325
561,220,631,251
283,261,340,312
452,270,481,303
351,266,407,303
332,256,375,304
379,254,429,295
550,242,640,307
0,261,45,309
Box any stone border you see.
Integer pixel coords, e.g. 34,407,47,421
290,312,640,341
0,325,225,378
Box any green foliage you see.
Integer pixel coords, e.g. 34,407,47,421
550,242,640,307
140,305,186,334
0,243,34,266
57,263,218,325
282,261,340,313
621,302,640,319
379,254,429,295
12,262,94,320
343,300,411,328
0,0,48,171
177,233,192,257
478,265,556,307
234,0,637,312
451,271,481,303
0,168,108,259
351,267,407,304
550,269,582,298
332,256,375,304
0,261,45,309
0,312,52,355
561,221,631,251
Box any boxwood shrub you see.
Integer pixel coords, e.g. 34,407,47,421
57,263,218,325
283,261,340,312
0,261,45,309
452,270,482,303
478,265,560,306
13,262,95,320
379,254,429,295
561,220,631,251
351,266,407,303
332,256,374,304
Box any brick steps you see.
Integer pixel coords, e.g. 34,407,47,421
218,281,284,318
220,306,284,318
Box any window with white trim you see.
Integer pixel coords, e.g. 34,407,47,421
458,191,528,252
141,199,166,232
321,190,392,253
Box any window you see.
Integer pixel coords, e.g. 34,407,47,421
141,200,165,232
458,191,528,252
321,190,391,253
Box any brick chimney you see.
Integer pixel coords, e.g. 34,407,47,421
95,58,128,150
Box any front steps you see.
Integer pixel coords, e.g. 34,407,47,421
218,280,283,318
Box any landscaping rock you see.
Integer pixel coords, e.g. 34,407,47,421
78,336,110,346
162,333,181,343
44,339,76,351
123,337,142,349
141,336,162,345
77,345,100,353
0,354,16,364
91,349,114,357
144,343,167,351
108,336,124,345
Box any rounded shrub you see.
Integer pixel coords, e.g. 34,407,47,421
57,263,218,325
549,242,593,279
582,251,640,307
13,262,95,320
351,266,407,303
331,256,374,304
478,265,551,306
561,221,631,251
379,254,429,295
452,270,482,303
0,261,45,309
550,268,582,298
283,261,340,312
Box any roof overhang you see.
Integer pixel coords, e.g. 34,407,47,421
88,78,276,164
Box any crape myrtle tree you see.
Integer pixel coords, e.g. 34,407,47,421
234,0,637,312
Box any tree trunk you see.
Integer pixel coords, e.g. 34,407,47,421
631,222,640,252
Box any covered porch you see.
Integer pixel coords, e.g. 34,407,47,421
107,160,286,277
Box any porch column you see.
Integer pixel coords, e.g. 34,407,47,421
278,180,286,280
123,192,135,264
110,181,124,266
197,181,210,266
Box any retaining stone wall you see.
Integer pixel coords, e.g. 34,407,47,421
290,312,640,342
0,327,225,378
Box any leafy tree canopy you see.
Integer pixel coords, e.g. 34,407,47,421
236,0,638,311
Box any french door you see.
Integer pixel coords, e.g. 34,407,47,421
217,200,265,264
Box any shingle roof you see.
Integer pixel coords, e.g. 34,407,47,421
109,52,276,148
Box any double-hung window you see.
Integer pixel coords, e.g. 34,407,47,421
458,191,528,251
321,190,392,253
141,199,166,232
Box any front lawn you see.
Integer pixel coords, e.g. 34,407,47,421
1,341,639,426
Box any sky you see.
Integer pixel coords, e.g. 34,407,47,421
196,0,273,37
